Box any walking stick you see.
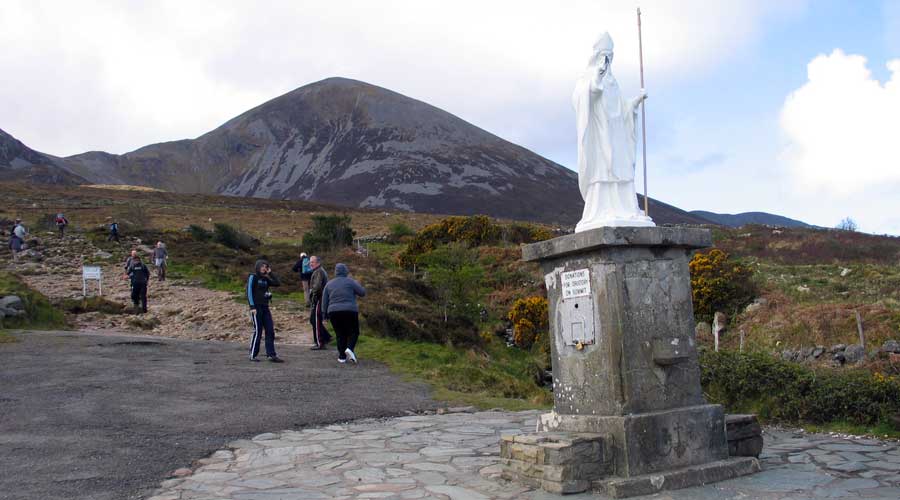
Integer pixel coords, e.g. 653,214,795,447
637,7,649,217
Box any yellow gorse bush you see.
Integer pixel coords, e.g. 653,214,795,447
689,249,756,322
508,296,548,349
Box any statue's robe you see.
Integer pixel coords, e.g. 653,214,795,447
573,68,652,231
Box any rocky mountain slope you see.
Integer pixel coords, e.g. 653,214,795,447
0,128,85,185
691,210,811,228
3,78,712,226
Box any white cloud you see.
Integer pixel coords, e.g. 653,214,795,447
780,49,900,195
0,0,801,156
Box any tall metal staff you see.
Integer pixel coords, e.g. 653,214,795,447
637,7,649,216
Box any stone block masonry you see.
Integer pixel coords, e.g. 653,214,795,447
501,227,762,497
499,433,609,494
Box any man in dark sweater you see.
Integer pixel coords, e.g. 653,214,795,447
127,255,151,313
308,255,331,350
247,259,283,362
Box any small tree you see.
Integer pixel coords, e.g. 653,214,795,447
836,217,858,232
302,215,354,252
420,243,485,322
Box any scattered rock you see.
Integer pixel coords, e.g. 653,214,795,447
812,346,825,358
829,344,847,354
881,340,900,354
842,344,866,364
840,267,852,277
0,295,24,311
93,250,113,259
796,285,810,293
171,468,192,477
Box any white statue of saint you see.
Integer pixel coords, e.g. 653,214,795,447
573,32,655,232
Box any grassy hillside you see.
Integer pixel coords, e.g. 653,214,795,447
707,226,900,352
4,182,900,430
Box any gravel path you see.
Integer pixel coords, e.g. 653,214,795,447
0,330,436,500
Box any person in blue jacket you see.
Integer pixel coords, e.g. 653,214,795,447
247,259,282,362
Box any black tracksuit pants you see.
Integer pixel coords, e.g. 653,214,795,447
249,305,276,359
131,283,147,313
309,298,331,347
329,310,359,360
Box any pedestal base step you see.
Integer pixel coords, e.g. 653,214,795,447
596,456,761,498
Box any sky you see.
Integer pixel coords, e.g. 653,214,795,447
1,0,899,235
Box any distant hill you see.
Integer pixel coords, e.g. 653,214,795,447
691,211,811,228
3,77,713,226
0,128,85,185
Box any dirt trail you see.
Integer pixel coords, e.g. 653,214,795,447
4,230,315,346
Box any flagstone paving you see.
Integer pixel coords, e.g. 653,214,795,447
147,409,900,500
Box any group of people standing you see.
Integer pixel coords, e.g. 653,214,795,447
247,252,365,365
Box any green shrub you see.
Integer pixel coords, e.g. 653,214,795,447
397,216,550,269
187,224,212,241
213,223,257,251
302,215,354,252
689,249,756,323
362,304,482,348
388,222,415,243
700,349,900,427
0,272,67,330
420,243,485,323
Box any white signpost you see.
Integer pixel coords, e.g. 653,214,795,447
82,266,102,297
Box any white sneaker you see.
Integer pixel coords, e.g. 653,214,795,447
338,358,347,364
345,348,357,364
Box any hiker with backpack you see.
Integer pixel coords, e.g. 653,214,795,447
127,254,150,313
55,213,69,239
291,252,312,307
108,221,119,242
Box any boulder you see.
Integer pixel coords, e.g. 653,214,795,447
829,343,846,353
840,267,853,277
0,295,24,311
882,340,900,354
812,346,825,358
800,347,814,359
843,344,865,364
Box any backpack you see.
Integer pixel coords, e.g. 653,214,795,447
56,216,67,225
302,256,312,274
110,223,118,232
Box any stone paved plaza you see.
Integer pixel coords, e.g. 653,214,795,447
147,410,900,500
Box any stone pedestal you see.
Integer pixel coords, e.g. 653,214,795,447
501,227,760,496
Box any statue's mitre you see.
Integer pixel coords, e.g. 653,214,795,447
593,32,614,55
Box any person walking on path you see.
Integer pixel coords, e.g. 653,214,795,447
10,219,27,261
291,252,313,307
247,259,283,363
153,241,168,281
55,213,69,239
108,221,120,242
308,255,332,350
127,254,150,313
322,263,366,364
123,249,138,273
